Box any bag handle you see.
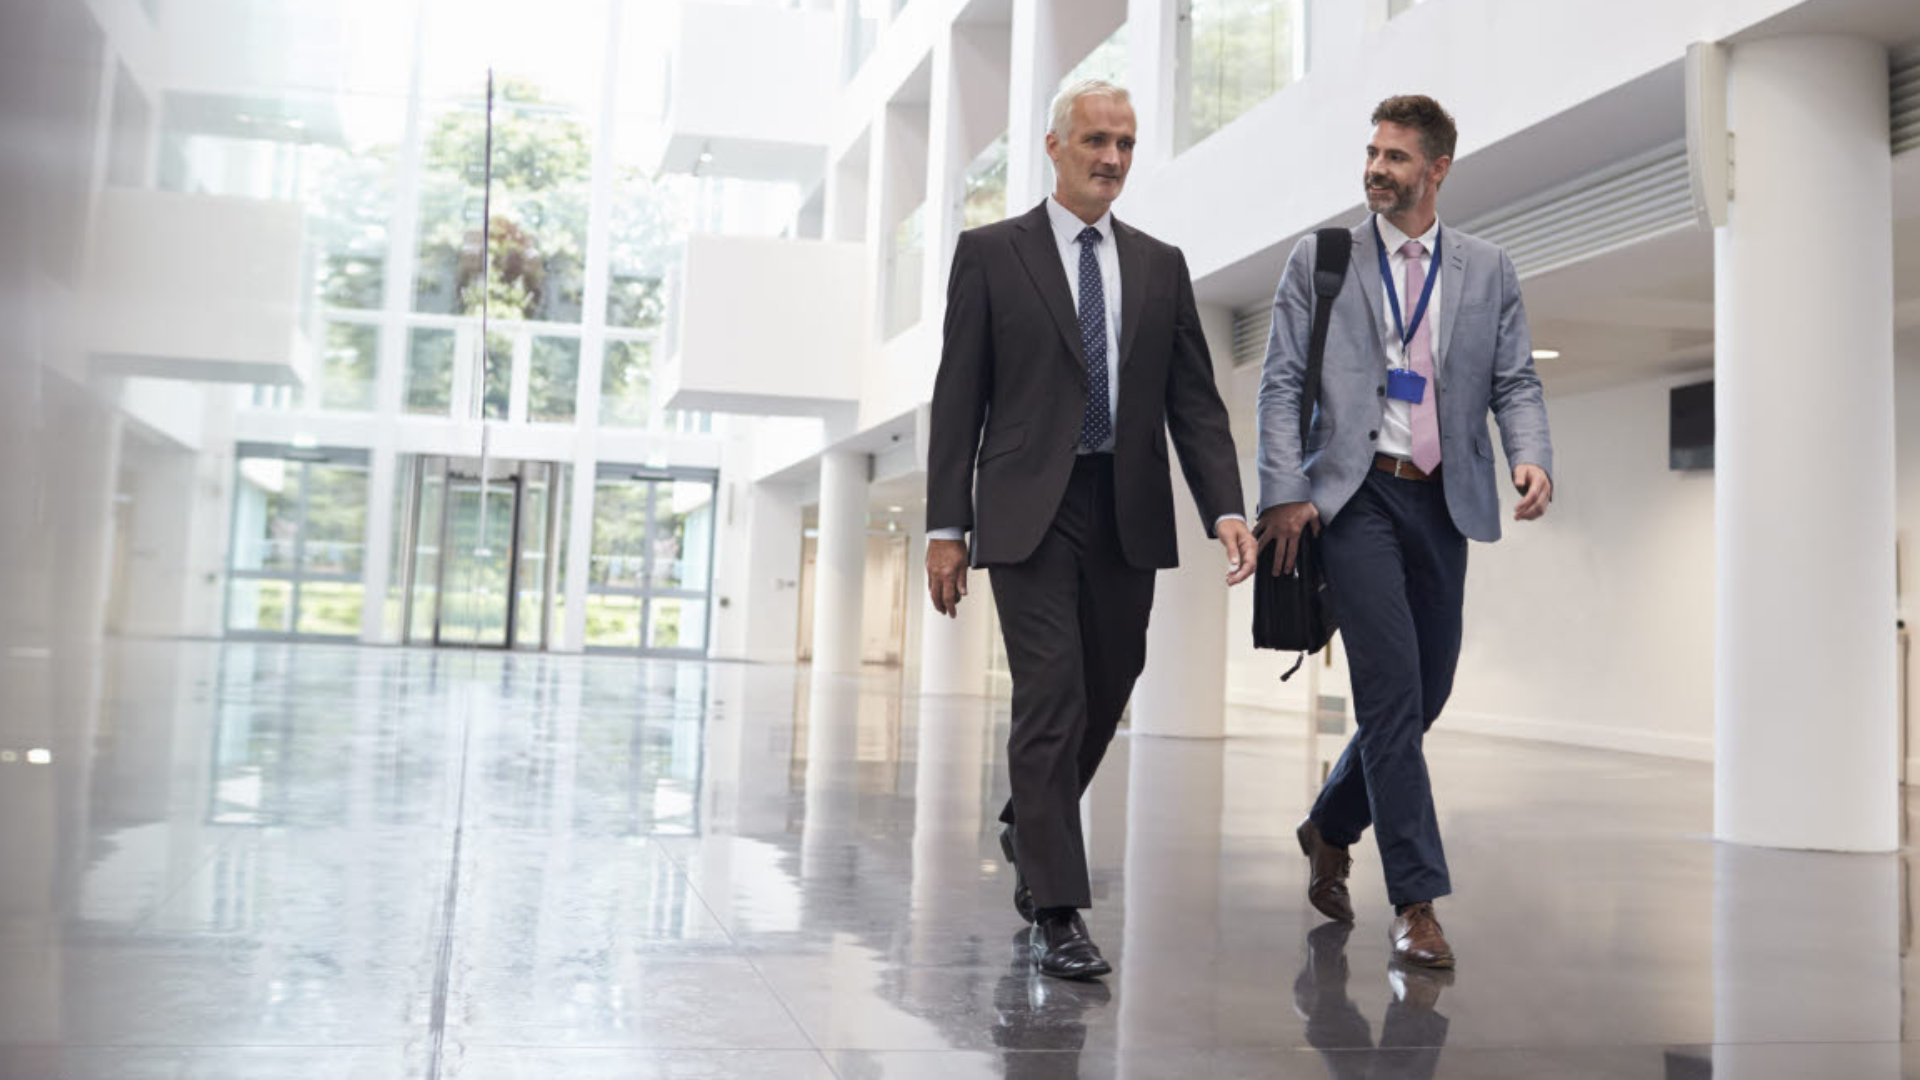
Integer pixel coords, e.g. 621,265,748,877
1277,228,1351,684
1301,227,1351,453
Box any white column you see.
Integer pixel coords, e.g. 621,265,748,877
1130,477,1228,736
1131,300,1237,737
359,446,397,643
1714,35,1896,852
1125,0,1179,173
917,578,989,695
811,449,870,674
1006,0,1064,209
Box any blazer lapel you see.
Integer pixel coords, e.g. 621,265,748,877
1349,218,1389,360
1114,219,1148,370
1435,235,1467,371
1010,202,1088,373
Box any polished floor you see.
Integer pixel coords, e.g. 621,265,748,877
1,641,1918,1078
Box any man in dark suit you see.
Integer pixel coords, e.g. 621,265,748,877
925,79,1258,980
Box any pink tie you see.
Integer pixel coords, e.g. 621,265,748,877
1401,240,1442,473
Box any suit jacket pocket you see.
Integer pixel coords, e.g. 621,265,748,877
978,421,1027,464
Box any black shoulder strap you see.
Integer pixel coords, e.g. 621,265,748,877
1300,227,1351,451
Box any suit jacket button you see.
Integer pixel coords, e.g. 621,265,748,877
1368,430,1378,440
1377,386,1386,397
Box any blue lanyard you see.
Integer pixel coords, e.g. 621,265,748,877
1374,218,1440,347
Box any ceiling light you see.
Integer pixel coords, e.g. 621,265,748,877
1532,349,1561,361
26,749,51,765
887,505,904,513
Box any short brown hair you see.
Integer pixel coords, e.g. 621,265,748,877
1371,95,1457,163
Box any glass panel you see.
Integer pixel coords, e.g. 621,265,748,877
296,581,364,637
409,471,445,644
319,317,379,413
308,96,404,310
962,135,1008,230
885,202,924,338
647,596,706,652
605,172,691,329
515,474,550,649
301,464,369,577
438,480,516,647
484,331,513,420
406,327,456,415
413,91,593,323
231,458,302,572
529,337,579,423
664,410,710,435
600,339,653,427
584,593,642,649
1388,0,1425,15
590,478,650,590
650,480,713,590
226,578,293,634
1061,24,1128,88
1183,0,1303,151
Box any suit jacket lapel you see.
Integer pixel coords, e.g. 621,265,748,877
1350,218,1389,360
1011,201,1088,373
1436,236,1467,371
1114,219,1148,370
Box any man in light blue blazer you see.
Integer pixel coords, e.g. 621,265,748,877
1254,95,1554,970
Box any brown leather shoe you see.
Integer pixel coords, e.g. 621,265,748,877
1389,902,1456,969
1296,818,1355,923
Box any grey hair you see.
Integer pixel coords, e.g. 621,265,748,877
1048,79,1131,139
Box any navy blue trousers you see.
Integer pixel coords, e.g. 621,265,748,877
1311,467,1466,908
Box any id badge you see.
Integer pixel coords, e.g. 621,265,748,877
1387,368,1427,404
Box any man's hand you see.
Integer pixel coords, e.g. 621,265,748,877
1513,465,1552,522
1219,519,1259,586
926,538,969,616
1253,501,1321,576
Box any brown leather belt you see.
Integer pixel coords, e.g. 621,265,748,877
1374,453,1439,483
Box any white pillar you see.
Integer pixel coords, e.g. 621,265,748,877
360,446,397,643
811,449,870,674
1125,0,1179,173
1714,35,1897,852
1131,300,1237,738
1006,0,1064,209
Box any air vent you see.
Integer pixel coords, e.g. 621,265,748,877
1458,141,1695,280
1895,46,1919,156
1231,305,1270,368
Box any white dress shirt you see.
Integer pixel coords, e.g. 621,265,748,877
1373,215,1443,461
928,199,1242,543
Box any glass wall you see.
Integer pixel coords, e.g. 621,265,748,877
585,466,716,656
961,136,1008,230
226,445,372,639
1181,0,1305,151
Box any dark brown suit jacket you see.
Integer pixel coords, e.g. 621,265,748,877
927,200,1244,569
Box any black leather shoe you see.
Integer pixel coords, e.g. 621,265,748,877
1030,911,1112,981
1000,826,1036,923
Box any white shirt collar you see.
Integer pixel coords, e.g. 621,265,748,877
1047,196,1114,249
1375,213,1441,258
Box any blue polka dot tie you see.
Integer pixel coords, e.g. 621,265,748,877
1076,225,1111,452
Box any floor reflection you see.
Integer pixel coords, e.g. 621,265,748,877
1293,922,1449,1080
6,640,1920,1077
